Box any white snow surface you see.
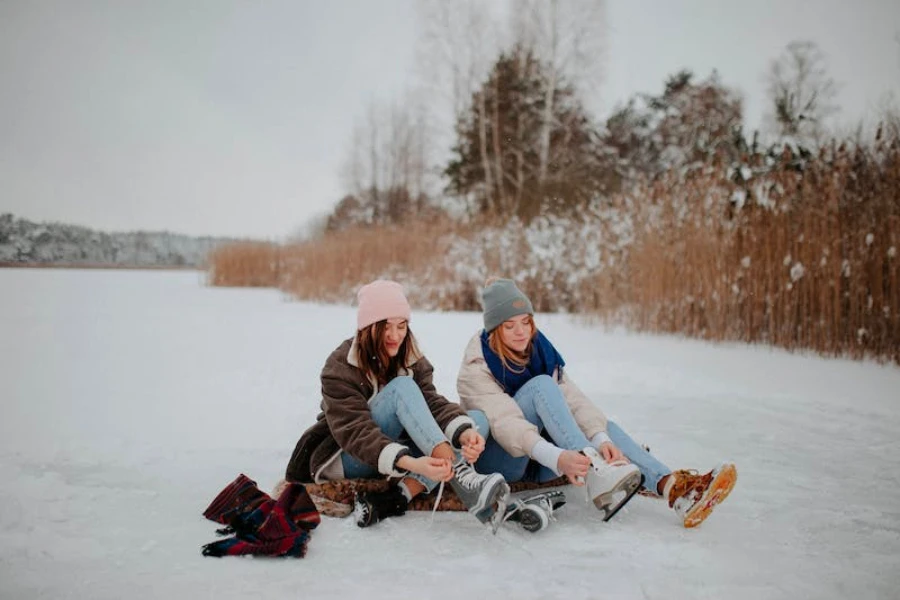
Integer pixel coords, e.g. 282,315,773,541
2,269,899,599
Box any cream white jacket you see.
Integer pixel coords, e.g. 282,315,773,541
456,332,608,458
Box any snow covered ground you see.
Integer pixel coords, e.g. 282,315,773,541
2,268,899,600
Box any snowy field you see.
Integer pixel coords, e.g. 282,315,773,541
2,268,899,600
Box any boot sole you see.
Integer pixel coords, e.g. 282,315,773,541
504,491,565,533
505,502,550,532
683,463,737,528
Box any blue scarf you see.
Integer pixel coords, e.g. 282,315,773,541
480,330,565,396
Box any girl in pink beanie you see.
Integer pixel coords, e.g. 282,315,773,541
284,280,510,530
355,279,411,331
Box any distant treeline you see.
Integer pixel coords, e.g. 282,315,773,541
209,136,900,365
213,18,899,364
0,214,238,268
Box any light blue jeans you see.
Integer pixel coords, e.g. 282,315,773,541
469,374,672,492
340,376,484,492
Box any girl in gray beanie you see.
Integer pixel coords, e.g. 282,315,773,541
457,277,738,528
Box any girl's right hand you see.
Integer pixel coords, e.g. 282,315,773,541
557,450,591,486
405,456,453,482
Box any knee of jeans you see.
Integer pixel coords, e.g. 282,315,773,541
467,409,491,439
384,375,423,399
520,373,558,395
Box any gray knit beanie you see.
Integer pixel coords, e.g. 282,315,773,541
481,278,534,332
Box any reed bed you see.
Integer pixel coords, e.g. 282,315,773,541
207,140,900,363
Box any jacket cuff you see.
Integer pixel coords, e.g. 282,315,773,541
393,448,411,469
378,442,411,477
444,415,476,448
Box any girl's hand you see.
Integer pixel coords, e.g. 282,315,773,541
458,428,486,463
405,456,453,482
599,442,627,464
557,449,591,486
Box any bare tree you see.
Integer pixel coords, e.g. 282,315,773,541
414,0,506,215
335,93,433,229
764,40,840,147
512,0,607,184
383,93,433,221
875,33,900,141
288,211,329,242
339,114,368,200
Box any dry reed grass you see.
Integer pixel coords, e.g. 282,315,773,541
276,216,466,304
207,242,281,287
206,140,899,363
620,141,899,363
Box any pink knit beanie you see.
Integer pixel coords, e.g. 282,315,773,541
356,280,411,330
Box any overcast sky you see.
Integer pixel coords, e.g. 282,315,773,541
1,1,898,239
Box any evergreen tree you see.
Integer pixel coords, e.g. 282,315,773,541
444,46,606,219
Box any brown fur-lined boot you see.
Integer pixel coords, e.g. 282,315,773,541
664,463,737,528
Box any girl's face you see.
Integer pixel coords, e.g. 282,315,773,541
499,314,533,354
381,318,408,357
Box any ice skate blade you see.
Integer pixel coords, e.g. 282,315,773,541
683,463,737,528
478,481,511,534
594,473,644,522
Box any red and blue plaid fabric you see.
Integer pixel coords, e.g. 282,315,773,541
201,474,321,558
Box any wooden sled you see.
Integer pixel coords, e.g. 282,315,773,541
299,476,571,518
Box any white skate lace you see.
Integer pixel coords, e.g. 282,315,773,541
500,499,524,525
431,462,477,524
522,496,556,518
500,493,558,528
542,495,558,519
454,463,481,489
429,480,445,524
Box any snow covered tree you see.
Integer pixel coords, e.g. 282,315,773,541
0,214,231,266
603,70,744,181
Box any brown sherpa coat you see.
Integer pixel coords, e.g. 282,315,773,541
285,337,474,484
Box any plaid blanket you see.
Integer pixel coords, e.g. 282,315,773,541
201,474,320,558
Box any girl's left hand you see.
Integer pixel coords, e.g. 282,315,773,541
599,441,628,464
458,428,486,463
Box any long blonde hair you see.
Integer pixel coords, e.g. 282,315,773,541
486,318,538,373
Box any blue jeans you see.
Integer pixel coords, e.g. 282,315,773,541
469,374,672,492
340,376,484,492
